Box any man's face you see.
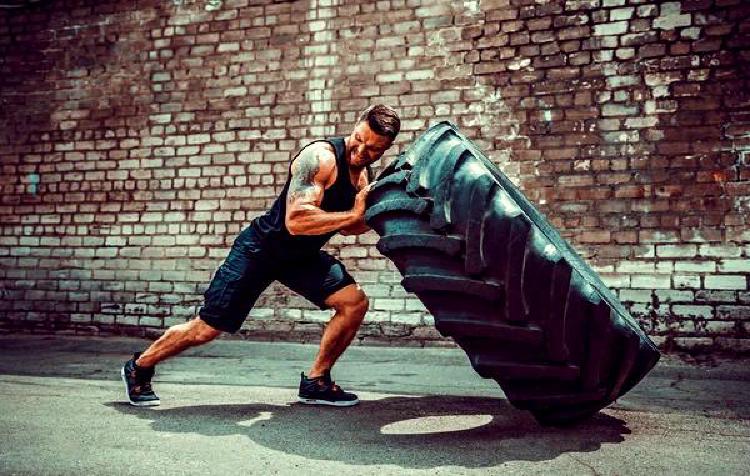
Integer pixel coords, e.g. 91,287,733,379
348,121,394,168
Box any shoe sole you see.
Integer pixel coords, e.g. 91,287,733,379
120,366,160,407
297,396,359,407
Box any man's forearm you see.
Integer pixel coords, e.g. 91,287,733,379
339,219,370,236
286,206,359,235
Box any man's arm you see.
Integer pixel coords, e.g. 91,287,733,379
339,220,370,236
285,144,369,236
340,166,374,236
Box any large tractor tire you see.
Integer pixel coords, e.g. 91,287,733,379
365,121,660,426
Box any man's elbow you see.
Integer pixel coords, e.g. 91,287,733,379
286,219,302,235
286,211,313,235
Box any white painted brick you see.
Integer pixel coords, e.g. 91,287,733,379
93,314,115,325
627,303,650,317
376,72,403,82
654,290,694,302
633,245,655,258
217,42,239,52
639,230,679,243
619,289,652,302
593,21,628,36
249,308,275,320
302,310,332,322
280,309,301,319
631,275,671,289
390,312,422,325
164,316,188,327
195,200,219,211
637,4,658,17
704,275,747,290
602,274,631,288
656,245,697,258
405,299,427,312
656,261,674,273
671,305,714,319
360,284,392,298
674,260,717,272
610,7,634,21
187,134,211,145
373,299,405,311
674,275,701,289
365,311,391,323
654,3,691,30
152,236,176,246
700,244,742,257
681,27,701,40
340,247,368,258
617,261,656,273
405,69,434,81
224,87,247,97
717,259,750,273
117,315,139,326
140,316,163,327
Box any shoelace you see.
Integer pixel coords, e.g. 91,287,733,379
313,376,343,394
129,369,154,394
132,382,153,395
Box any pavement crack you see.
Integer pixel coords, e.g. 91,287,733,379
568,454,601,476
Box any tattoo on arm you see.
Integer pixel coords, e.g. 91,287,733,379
287,148,322,206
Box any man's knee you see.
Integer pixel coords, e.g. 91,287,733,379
334,288,369,320
167,317,221,345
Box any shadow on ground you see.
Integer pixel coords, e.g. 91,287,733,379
109,395,629,469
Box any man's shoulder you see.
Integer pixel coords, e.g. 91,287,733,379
303,139,336,156
298,140,336,165
291,140,337,182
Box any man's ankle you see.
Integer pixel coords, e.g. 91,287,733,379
306,369,329,380
134,354,154,369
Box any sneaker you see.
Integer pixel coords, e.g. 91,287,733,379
298,370,359,407
121,352,160,407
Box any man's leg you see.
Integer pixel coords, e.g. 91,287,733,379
308,283,369,378
275,250,365,405
135,317,222,368
121,317,223,407
123,225,273,406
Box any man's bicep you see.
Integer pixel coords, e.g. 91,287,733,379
286,146,332,208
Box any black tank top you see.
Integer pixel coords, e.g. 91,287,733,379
250,136,365,257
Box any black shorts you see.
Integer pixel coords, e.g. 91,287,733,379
197,226,356,333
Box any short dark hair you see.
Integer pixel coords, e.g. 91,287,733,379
357,104,400,140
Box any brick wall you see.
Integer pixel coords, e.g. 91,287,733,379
0,0,748,352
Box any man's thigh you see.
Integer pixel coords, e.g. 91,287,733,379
198,229,274,333
276,250,356,310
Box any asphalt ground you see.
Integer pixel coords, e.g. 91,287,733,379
0,335,748,475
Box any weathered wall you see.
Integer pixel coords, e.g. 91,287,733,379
1,0,748,351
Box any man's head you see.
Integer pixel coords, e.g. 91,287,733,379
346,104,400,168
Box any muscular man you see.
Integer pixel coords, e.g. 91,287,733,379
121,104,400,407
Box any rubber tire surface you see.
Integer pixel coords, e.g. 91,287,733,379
365,121,660,426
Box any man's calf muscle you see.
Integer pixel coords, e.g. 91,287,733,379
135,317,221,367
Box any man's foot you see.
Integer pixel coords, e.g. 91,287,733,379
121,352,160,407
298,370,359,407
